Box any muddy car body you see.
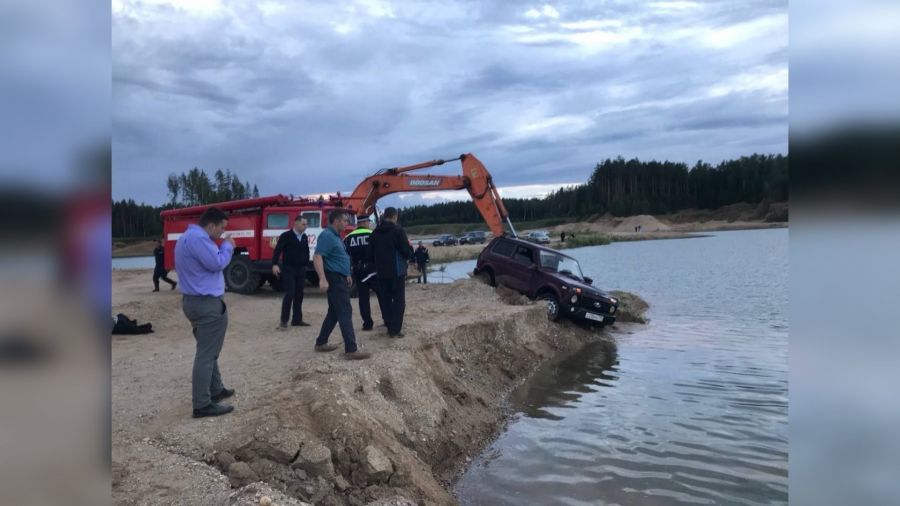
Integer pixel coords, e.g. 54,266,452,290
474,237,619,325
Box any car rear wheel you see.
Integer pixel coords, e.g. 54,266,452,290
475,269,495,287
538,292,562,321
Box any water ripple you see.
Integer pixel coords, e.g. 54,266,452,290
455,230,788,505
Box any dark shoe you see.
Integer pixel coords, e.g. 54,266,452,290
171,282,177,290
389,332,406,338
362,324,374,331
152,288,160,292
211,388,235,402
315,344,339,352
291,321,311,327
192,403,234,419
277,322,288,331
344,351,372,360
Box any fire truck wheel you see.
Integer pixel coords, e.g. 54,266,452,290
225,258,260,294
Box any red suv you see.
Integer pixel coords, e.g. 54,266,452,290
474,237,619,325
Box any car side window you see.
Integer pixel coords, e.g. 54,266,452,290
491,240,515,257
513,245,534,265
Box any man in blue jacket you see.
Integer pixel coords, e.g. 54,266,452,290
174,207,236,418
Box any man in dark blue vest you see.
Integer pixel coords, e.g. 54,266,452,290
344,216,381,331
272,216,311,329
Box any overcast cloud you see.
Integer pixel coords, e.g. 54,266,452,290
112,0,788,207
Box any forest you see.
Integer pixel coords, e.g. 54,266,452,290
112,154,787,238
113,167,258,238
399,154,787,226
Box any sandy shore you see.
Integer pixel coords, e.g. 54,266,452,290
112,269,634,505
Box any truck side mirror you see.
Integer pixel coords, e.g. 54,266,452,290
583,276,593,285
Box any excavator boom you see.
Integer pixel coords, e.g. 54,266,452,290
341,153,516,238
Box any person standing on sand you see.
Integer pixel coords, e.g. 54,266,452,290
369,207,413,338
272,216,311,330
413,241,430,284
343,216,380,331
313,209,371,360
152,239,177,291
174,207,236,419
560,231,566,243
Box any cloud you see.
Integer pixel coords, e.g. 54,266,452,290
112,0,788,205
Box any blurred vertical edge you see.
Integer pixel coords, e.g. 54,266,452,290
791,0,900,504
0,0,111,504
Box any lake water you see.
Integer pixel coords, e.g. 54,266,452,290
453,229,788,505
112,256,155,269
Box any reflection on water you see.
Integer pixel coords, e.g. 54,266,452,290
454,229,788,505
510,342,619,422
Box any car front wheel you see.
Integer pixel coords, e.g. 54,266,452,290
538,292,562,322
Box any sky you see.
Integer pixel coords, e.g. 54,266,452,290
112,0,788,207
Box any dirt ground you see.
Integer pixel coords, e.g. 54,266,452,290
112,269,628,505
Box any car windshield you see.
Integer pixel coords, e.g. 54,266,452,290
539,251,584,280
535,231,549,237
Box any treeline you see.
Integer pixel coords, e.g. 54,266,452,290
166,167,259,206
400,153,788,226
113,167,260,238
112,200,171,238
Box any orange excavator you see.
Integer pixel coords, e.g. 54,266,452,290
340,153,518,238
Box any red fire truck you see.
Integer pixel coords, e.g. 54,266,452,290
161,194,356,293
161,153,516,294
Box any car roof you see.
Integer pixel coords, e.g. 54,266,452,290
491,235,577,260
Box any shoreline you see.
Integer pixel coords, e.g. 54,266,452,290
112,270,643,505
112,216,788,259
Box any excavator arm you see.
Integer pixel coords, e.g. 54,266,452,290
341,153,517,238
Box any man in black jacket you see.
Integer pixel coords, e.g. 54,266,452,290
272,216,311,329
368,207,412,337
152,239,177,291
413,241,430,284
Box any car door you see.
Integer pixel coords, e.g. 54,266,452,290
488,239,516,286
506,244,537,293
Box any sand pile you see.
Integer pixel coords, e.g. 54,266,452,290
611,214,671,233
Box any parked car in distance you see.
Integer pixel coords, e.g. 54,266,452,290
432,234,459,246
524,230,551,244
473,237,619,325
459,231,488,245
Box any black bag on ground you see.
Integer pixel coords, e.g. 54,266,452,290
112,313,154,335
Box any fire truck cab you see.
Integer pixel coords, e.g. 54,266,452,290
161,194,358,294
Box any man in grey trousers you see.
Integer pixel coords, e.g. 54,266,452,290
174,207,237,418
